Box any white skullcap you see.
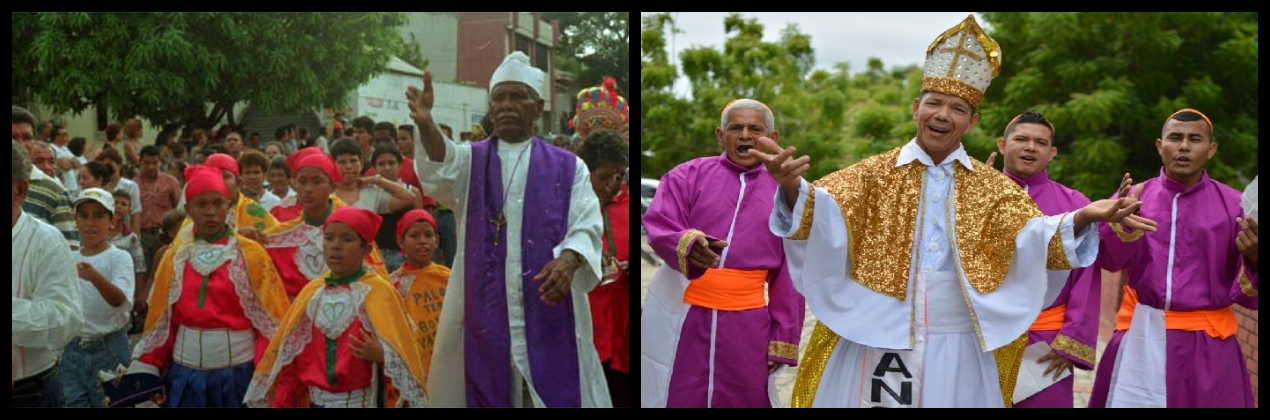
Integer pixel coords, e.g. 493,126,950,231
489,51,544,98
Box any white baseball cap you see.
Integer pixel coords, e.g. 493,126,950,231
74,188,116,216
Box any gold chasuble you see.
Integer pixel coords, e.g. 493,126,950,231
790,147,1059,408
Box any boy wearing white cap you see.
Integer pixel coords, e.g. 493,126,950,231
58,188,136,407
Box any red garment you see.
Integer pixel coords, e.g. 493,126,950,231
139,235,263,369
365,158,438,209
270,198,301,222
589,183,630,374
289,318,376,397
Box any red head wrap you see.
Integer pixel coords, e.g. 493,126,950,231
296,153,341,184
184,164,230,202
286,147,324,174
324,206,382,245
396,209,438,239
204,153,240,177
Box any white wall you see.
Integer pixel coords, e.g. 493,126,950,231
351,72,488,134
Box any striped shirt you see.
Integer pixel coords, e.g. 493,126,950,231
23,168,80,249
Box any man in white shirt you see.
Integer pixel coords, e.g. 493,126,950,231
409,52,610,407
12,141,85,407
49,125,81,196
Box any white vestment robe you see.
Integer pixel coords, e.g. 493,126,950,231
416,136,611,408
769,142,1098,407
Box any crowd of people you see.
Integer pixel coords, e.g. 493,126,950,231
13,51,632,408
641,15,1258,408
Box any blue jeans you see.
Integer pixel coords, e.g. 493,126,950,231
430,208,457,267
381,248,405,274
59,329,131,407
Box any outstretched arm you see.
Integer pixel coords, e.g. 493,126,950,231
406,71,447,163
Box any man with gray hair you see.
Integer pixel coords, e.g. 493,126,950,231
13,106,79,250
407,51,609,407
12,141,85,407
640,98,805,407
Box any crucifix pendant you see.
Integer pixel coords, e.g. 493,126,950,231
491,211,506,247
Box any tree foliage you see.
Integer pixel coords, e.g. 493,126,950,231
544,12,630,95
641,12,1258,199
13,12,407,129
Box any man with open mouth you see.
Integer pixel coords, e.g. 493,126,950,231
984,111,1102,408
1087,108,1259,408
751,15,1158,408
641,98,805,408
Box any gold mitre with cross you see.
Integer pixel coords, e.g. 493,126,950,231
921,14,1001,109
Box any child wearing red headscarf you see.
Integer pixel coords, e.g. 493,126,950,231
130,165,290,407
389,210,450,383
264,153,386,299
245,207,429,408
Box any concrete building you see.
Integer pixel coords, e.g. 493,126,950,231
400,12,575,135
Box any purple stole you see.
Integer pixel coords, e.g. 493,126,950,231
464,137,581,407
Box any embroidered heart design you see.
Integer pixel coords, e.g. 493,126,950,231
195,248,222,267
322,302,348,325
303,253,325,277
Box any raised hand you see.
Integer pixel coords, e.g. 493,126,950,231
687,235,728,269
746,136,810,208
985,151,998,169
405,71,435,124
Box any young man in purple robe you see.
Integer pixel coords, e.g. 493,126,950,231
640,98,805,408
405,51,610,408
1088,108,1258,408
986,111,1100,407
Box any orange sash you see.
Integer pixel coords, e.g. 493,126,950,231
682,268,768,311
1114,286,1238,339
1027,304,1067,331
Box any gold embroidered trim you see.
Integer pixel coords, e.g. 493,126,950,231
1046,213,1073,270
1238,259,1258,297
921,77,985,109
953,160,1041,294
1051,334,1095,367
676,229,706,277
768,341,799,361
819,149,921,300
1109,221,1144,242
949,185,988,352
992,333,1029,408
786,181,815,241
790,322,839,408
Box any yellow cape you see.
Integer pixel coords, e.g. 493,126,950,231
247,269,430,407
140,234,291,354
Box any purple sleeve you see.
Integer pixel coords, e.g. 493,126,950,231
766,257,805,366
641,167,717,280
1053,266,1100,370
1228,248,1258,310
1096,188,1145,272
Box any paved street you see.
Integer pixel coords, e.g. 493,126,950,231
639,234,1100,408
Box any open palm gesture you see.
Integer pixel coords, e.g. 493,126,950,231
405,71,435,123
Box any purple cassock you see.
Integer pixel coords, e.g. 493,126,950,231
641,153,805,408
1088,168,1258,408
465,138,582,407
1004,170,1101,408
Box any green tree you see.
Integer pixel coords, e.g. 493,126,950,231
977,12,1259,198
13,12,407,129
544,12,629,94
641,13,857,180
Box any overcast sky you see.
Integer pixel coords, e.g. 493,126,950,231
641,12,986,98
